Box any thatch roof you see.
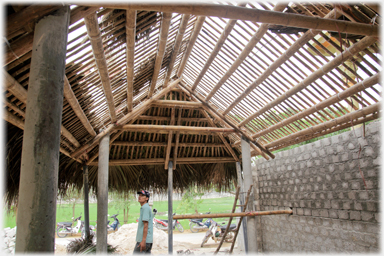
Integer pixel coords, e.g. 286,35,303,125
3,2,381,207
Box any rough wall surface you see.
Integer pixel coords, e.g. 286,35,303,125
253,121,381,253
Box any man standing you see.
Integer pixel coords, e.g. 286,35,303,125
134,190,153,254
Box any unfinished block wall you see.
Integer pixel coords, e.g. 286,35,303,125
252,121,381,253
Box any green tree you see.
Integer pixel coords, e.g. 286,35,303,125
177,186,204,214
109,192,135,224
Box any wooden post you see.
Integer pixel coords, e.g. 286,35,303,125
96,132,110,253
168,161,173,254
83,165,90,239
236,162,248,252
14,6,70,253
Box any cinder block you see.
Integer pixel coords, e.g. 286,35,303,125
350,211,362,221
338,210,349,219
361,211,375,222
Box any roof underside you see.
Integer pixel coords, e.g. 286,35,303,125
4,2,381,205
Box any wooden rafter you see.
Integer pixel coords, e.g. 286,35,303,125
126,9,137,112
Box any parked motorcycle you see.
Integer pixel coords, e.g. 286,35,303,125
95,213,121,232
200,219,236,247
153,209,184,232
189,212,211,233
57,215,84,238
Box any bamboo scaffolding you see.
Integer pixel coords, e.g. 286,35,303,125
118,124,236,134
126,9,137,112
163,14,190,87
173,210,293,220
84,12,117,123
82,3,379,37
148,12,172,98
89,157,236,166
238,36,378,128
205,3,287,102
177,16,206,77
223,9,339,115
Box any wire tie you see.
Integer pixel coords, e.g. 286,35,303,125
361,80,367,89
337,93,342,101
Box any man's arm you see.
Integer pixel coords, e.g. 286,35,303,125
139,221,148,251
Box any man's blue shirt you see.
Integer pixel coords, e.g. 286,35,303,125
136,203,153,243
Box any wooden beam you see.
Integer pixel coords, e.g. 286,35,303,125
82,3,379,37
177,16,206,77
163,14,190,87
119,124,237,134
222,9,340,115
64,76,96,136
205,3,287,102
112,141,227,147
89,157,236,166
173,109,182,169
84,12,117,123
151,100,203,108
148,12,173,98
165,108,175,169
237,36,378,128
126,9,137,112
136,115,208,122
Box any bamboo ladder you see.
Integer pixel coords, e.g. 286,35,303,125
214,185,253,254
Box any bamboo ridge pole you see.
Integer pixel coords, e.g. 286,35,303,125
191,2,247,92
173,210,293,220
204,3,287,102
148,12,172,98
84,12,117,123
126,9,137,112
238,36,378,128
82,3,379,37
163,14,190,87
223,9,339,115
266,102,381,149
252,73,380,140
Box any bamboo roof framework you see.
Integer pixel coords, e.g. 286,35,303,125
3,2,382,206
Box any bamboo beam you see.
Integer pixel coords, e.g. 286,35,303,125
89,157,236,166
151,100,203,108
84,12,117,123
112,141,228,147
119,124,236,134
4,71,81,148
266,102,381,149
222,9,340,115
163,14,190,87
71,78,181,158
177,16,206,77
205,3,287,102
136,115,208,122
238,36,378,127
148,12,173,98
63,76,96,136
126,9,137,112
82,3,379,37
173,109,182,169
178,81,274,159
165,108,175,169
252,73,380,140
173,210,293,220
191,2,246,92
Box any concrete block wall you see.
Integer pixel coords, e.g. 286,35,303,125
253,121,381,253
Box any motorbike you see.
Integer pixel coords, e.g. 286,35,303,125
95,213,121,232
189,212,211,233
57,214,84,238
153,209,184,233
200,219,236,247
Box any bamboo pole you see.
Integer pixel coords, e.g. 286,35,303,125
173,109,182,169
136,115,208,122
112,141,227,147
119,124,236,134
177,16,206,77
252,73,380,140
84,12,117,123
82,3,379,37
148,12,172,98
205,3,287,102
238,36,378,127
173,210,293,220
222,9,340,115
151,100,203,108
191,2,246,92
89,157,236,166
266,102,381,149
163,14,190,87
165,107,175,169
63,76,96,136
126,9,137,112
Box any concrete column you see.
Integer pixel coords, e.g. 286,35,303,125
241,136,257,253
14,6,70,253
96,133,110,254
83,165,90,238
168,161,173,254
236,162,248,252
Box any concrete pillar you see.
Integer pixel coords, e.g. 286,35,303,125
168,161,173,255
83,165,90,238
14,6,70,253
96,133,110,254
236,162,248,252
241,136,257,253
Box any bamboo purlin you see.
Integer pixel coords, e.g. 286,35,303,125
173,210,293,220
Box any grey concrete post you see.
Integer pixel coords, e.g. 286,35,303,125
168,161,173,254
236,162,248,252
96,133,110,254
14,6,70,253
241,136,258,253
83,165,90,238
